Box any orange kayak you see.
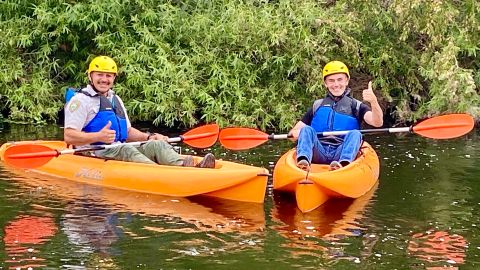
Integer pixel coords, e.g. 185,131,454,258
0,141,269,203
6,168,266,234
273,142,380,212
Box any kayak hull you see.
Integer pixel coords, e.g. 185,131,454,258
0,141,268,203
272,182,378,243
273,142,380,212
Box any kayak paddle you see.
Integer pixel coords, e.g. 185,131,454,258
4,124,219,169
219,113,475,150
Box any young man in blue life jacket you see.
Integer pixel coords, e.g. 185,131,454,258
64,55,215,168
289,60,383,171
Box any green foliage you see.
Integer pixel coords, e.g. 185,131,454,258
419,41,480,117
347,0,480,121
0,0,479,129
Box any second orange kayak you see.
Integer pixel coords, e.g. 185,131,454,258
273,142,380,212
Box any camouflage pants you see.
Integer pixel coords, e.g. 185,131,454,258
96,140,184,166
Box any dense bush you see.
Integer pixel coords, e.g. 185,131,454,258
0,0,478,129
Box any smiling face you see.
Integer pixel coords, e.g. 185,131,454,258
324,73,349,97
88,71,116,95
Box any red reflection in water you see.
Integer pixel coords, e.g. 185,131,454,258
4,215,57,269
408,230,467,268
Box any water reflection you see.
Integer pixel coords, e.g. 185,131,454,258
62,200,124,257
0,124,478,269
0,123,63,143
408,230,467,269
2,168,266,266
4,215,57,269
7,165,265,230
271,183,378,258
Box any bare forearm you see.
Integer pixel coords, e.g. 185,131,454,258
64,128,101,146
288,121,306,140
126,127,149,142
370,102,384,127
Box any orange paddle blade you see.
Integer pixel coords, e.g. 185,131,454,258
412,114,475,139
4,144,58,169
181,124,219,148
219,128,269,150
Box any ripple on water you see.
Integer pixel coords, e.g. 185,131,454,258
0,129,479,268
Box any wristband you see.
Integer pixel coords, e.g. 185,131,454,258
147,132,159,140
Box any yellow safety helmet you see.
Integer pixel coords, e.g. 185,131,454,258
87,56,118,75
322,61,350,79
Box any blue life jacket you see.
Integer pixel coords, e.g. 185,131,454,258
310,89,361,133
65,87,128,144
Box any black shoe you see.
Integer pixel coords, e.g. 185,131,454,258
196,153,215,168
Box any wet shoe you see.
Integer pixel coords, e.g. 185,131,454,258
182,156,195,167
297,159,310,171
329,160,343,171
196,153,215,168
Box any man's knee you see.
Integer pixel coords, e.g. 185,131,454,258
347,130,362,139
299,125,316,137
144,140,172,151
119,144,138,151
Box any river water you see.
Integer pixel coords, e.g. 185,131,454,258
0,123,478,269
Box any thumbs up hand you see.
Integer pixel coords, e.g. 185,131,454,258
362,81,379,104
98,121,116,144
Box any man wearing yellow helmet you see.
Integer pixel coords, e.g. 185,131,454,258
63,56,215,168
289,60,383,171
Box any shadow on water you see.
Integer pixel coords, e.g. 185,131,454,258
1,166,267,268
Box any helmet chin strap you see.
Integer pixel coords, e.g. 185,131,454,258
88,73,102,94
88,80,111,96
89,82,100,93
87,74,99,93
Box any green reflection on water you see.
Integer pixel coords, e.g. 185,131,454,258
0,123,479,269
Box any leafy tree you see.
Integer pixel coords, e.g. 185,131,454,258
0,0,478,129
